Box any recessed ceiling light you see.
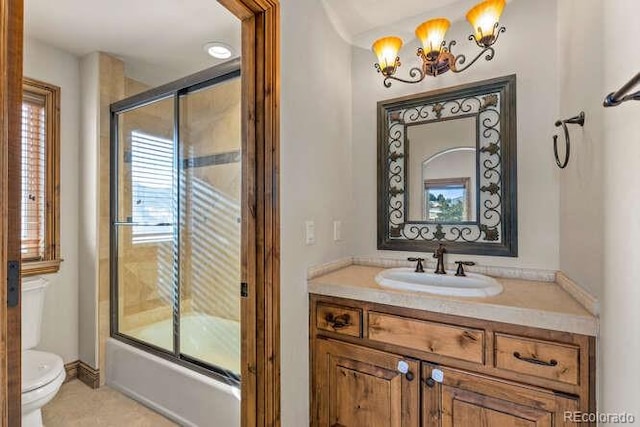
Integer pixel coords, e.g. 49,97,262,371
204,42,233,59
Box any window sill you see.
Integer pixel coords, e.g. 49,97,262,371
21,259,62,276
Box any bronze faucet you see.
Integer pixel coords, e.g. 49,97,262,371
433,244,447,274
407,257,425,273
454,261,476,277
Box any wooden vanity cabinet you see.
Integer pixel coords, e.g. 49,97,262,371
422,364,579,427
311,295,595,427
314,340,420,427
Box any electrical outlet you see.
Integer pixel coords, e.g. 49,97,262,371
305,220,316,245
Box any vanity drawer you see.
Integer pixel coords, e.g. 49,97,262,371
316,303,362,337
494,334,580,385
367,312,485,364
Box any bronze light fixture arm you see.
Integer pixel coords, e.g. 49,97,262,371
470,23,506,49
449,44,496,74
381,66,427,88
450,26,505,73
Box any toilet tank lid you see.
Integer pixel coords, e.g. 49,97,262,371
22,350,64,393
22,276,49,293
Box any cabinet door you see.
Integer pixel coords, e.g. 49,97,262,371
422,365,579,427
313,339,420,427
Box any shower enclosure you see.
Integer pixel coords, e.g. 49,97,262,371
110,62,242,386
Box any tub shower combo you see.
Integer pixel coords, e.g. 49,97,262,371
106,62,242,426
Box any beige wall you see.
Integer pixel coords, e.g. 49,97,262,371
279,0,354,424
557,0,604,302
556,0,605,412
23,37,81,364
351,0,561,268
78,52,100,368
601,0,640,419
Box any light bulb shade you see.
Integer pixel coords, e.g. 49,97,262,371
415,18,451,57
372,36,403,75
466,0,505,45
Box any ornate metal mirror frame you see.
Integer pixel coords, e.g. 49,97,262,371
377,75,517,256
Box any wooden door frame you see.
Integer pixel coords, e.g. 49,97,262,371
1,0,280,425
0,0,23,425
217,1,280,426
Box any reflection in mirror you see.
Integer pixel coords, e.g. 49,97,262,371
407,118,476,222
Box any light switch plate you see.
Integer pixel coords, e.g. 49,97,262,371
333,220,342,242
305,220,316,245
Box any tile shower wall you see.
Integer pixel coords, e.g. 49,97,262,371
98,53,125,383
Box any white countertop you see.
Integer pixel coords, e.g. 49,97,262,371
308,265,598,336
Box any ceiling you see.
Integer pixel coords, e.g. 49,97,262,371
25,0,241,86
321,0,515,49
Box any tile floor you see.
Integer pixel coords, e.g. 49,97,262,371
42,380,177,426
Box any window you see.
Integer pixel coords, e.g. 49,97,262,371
130,131,174,243
425,178,471,222
21,78,61,275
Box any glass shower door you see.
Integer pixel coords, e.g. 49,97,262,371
111,68,242,384
178,77,242,378
112,96,177,353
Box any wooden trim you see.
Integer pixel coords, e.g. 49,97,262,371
218,0,280,426
77,361,100,389
64,361,79,383
0,0,24,424
20,77,61,274
20,259,62,276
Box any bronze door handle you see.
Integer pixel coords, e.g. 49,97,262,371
325,313,351,329
513,352,558,367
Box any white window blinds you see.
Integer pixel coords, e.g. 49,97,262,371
21,94,46,260
130,131,174,243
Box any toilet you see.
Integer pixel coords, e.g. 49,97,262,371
21,277,65,427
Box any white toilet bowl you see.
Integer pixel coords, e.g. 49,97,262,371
21,350,65,427
21,277,65,427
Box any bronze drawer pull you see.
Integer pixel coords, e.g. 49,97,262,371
325,313,351,329
513,352,558,367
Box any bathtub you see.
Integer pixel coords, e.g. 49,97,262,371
106,313,240,426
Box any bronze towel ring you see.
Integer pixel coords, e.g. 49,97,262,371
553,112,585,169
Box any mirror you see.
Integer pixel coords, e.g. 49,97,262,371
378,75,517,256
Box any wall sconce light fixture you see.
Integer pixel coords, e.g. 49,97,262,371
372,0,507,87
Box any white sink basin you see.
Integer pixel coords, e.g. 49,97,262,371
374,268,503,297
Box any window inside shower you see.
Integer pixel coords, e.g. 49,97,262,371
110,65,242,385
